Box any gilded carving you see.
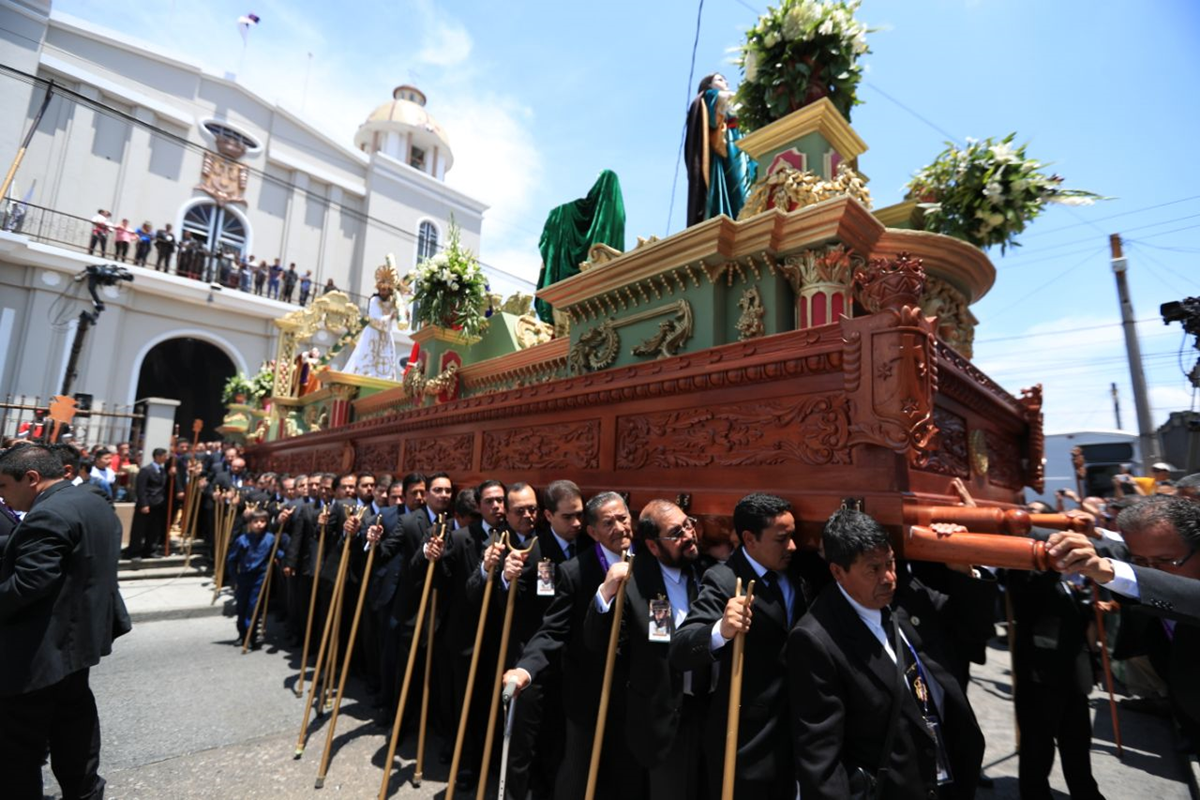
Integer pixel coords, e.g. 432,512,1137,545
740,162,872,219
919,407,969,478
482,420,599,471
403,433,472,472
853,252,926,314
579,243,623,272
616,395,852,470
969,429,990,477
272,291,362,397
922,276,977,359
569,300,694,374
736,286,766,340
515,314,555,349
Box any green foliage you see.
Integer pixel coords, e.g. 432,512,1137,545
221,373,255,405
249,363,275,401
906,134,1103,252
735,0,871,131
409,221,492,338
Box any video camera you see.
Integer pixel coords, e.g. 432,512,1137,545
74,263,135,320
1161,297,1200,338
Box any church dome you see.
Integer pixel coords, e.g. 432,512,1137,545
355,85,454,178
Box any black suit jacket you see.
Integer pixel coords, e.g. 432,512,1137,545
670,547,818,785
135,461,167,508
789,581,985,800
0,482,132,695
582,550,706,770
282,501,322,575
444,520,499,656
515,544,609,725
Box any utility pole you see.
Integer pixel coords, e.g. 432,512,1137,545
1110,233,1161,472
1110,382,1122,430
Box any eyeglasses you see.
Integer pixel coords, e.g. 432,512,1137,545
657,516,698,542
510,504,539,517
1130,549,1195,570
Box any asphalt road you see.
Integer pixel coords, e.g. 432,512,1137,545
38,576,1196,799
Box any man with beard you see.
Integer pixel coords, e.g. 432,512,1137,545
503,491,641,799
671,492,823,800
583,499,711,800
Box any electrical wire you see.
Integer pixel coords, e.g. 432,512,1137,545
973,318,1158,344
666,0,706,236
987,247,1105,316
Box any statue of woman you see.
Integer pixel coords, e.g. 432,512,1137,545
684,73,755,226
344,264,404,381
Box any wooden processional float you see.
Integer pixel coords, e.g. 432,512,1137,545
246,98,1057,573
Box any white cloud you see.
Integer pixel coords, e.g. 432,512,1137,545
412,1,474,67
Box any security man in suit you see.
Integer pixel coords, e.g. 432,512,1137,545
788,508,986,800
1049,494,1200,739
0,444,132,799
671,492,822,800
583,498,711,800
503,491,639,800
127,447,169,559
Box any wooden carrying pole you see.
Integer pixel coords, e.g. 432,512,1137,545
320,507,366,712
241,512,289,653
162,424,178,557
584,550,631,800
378,514,449,800
444,540,498,797
295,515,330,697
721,578,756,800
904,526,1052,572
294,521,355,757
314,528,377,788
475,531,535,800
413,588,438,786
0,80,53,203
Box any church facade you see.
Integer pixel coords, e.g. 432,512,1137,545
0,1,527,439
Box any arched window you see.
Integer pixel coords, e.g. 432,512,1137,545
417,220,439,263
182,202,247,258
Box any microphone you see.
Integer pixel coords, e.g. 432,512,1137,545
502,676,519,706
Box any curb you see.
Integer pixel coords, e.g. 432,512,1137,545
130,603,230,624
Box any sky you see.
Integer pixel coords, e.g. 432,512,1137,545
53,0,1200,435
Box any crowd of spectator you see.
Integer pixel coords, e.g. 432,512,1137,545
86,209,333,306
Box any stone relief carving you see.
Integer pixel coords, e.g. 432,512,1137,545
736,286,766,340
482,420,599,471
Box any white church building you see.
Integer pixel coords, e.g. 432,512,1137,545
0,1,528,440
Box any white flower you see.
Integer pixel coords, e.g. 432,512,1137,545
818,18,835,36
852,30,868,54
983,181,1004,203
990,141,1019,163
764,30,780,48
744,49,759,82
1045,195,1096,206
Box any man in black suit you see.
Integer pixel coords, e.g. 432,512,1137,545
1049,495,1200,739
583,498,710,800
504,490,639,800
788,508,985,800
671,492,821,800
127,447,169,559
0,444,132,799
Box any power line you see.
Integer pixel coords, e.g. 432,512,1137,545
987,247,1105,316
1022,194,1200,239
1125,242,1196,297
666,0,706,236
973,317,1159,344
862,82,959,143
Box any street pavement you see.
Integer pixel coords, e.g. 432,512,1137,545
39,574,1198,798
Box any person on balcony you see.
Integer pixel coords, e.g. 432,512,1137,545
153,223,176,272
268,258,283,299
112,218,135,262
298,270,313,305
87,209,110,256
133,222,153,267
282,263,299,303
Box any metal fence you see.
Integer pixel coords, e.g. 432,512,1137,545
0,394,145,450
1,198,372,309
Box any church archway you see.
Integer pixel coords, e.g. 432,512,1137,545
134,337,237,440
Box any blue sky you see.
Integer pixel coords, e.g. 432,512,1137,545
57,0,1200,433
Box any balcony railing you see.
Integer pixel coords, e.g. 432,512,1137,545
0,394,144,450
1,199,370,308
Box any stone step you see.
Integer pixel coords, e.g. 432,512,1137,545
118,563,209,582
118,576,233,623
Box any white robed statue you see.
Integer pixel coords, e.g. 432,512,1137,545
344,258,408,381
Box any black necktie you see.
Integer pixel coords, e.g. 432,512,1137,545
880,606,895,641
565,542,575,560
686,567,699,605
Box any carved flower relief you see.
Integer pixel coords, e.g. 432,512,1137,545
404,434,473,472
921,276,976,359
616,395,852,470
482,420,600,471
919,407,969,478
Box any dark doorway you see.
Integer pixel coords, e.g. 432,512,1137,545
135,338,237,441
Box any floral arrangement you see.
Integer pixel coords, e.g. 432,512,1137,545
221,373,256,405
250,361,276,401
736,0,871,131
906,134,1102,252
408,221,492,337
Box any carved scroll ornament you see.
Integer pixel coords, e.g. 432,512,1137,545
482,420,599,471
736,286,766,340
569,299,694,374
1020,384,1046,493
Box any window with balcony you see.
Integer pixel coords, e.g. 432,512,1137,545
182,202,247,257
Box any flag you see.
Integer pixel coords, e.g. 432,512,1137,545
237,13,260,46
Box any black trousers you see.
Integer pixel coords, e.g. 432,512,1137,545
128,503,166,556
649,693,709,800
1016,681,1105,800
0,668,104,800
